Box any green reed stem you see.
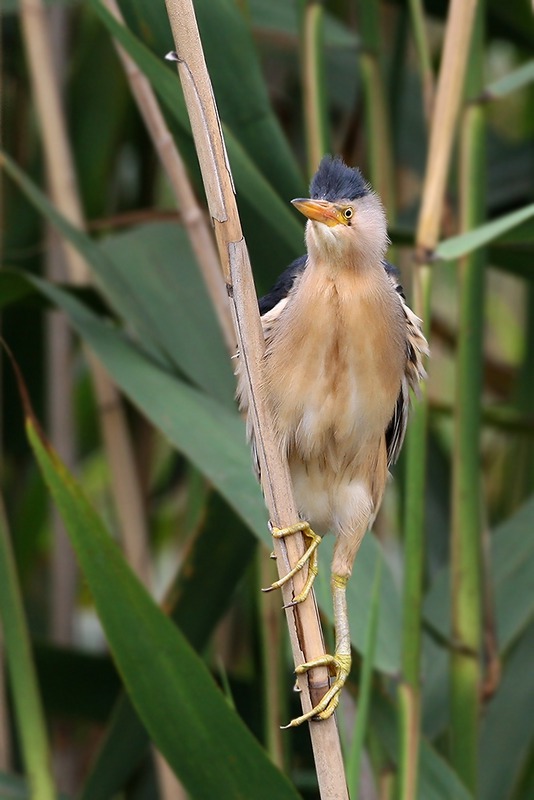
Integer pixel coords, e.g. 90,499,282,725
299,0,330,176
355,0,396,219
450,6,485,792
0,495,56,799
398,264,431,800
407,0,434,120
347,559,382,799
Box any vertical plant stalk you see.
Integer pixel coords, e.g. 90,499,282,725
103,0,235,354
259,550,286,770
0,5,10,771
415,0,479,259
0,494,56,799
355,0,396,217
397,266,430,800
398,0,479,797
509,282,534,506
407,0,435,121
299,0,330,176
346,560,381,800
0,626,9,772
18,3,183,796
163,1,349,797
18,0,151,592
46,5,78,649
450,6,485,792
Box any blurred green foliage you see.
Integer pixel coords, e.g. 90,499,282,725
1,0,534,798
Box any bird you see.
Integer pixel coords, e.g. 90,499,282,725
237,155,428,727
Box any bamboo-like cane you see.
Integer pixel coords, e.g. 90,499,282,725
18,1,183,796
163,1,349,797
398,0,479,797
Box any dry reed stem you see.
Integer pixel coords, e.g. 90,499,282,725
19,0,151,584
416,0,479,256
164,1,348,797
19,3,183,795
45,6,79,648
103,0,235,354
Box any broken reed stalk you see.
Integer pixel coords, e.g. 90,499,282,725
103,0,235,355
19,3,184,796
398,0,479,797
19,0,150,585
163,1,349,797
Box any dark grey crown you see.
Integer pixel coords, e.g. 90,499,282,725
310,155,369,202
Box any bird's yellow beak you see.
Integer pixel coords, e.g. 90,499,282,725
291,198,347,227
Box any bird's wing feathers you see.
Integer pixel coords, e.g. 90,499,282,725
383,260,429,466
237,256,308,480
259,254,308,315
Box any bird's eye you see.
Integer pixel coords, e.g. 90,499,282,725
343,208,353,220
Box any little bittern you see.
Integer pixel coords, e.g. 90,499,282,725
238,155,428,726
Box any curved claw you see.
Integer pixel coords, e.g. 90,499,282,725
281,653,352,728
262,522,321,604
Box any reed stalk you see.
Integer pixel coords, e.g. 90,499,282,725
299,0,330,175
347,560,381,799
507,282,534,508
163,1,349,795
18,2,184,795
398,0,479,796
355,0,396,217
407,0,434,122
19,0,151,584
0,495,55,799
103,0,235,354
45,6,78,649
259,550,286,770
0,626,9,772
0,8,10,771
450,5,485,791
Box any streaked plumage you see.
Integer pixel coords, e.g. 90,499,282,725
237,156,428,725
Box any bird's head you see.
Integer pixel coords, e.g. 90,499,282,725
292,156,388,268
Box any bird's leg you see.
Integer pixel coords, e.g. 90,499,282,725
282,574,351,727
262,521,321,606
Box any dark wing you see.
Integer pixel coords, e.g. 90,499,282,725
383,260,429,467
259,254,308,315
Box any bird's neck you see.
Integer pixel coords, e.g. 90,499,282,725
307,247,388,289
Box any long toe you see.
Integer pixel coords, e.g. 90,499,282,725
282,652,351,727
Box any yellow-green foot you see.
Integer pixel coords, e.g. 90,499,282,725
262,521,321,605
281,652,352,728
